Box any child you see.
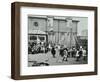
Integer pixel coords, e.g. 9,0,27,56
62,50,68,61
76,49,79,61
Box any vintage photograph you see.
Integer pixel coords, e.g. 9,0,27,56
28,15,88,67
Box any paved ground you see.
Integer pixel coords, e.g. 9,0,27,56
28,51,87,67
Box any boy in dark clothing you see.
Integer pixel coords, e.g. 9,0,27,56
76,48,83,61
78,50,83,58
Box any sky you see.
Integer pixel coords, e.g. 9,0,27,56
73,17,88,36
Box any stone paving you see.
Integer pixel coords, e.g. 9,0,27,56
28,51,87,67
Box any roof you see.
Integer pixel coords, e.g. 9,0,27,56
28,16,79,22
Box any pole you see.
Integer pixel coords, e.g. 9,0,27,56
70,28,72,48
58,20,60,44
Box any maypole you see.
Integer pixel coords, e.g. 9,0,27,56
66,17,73,48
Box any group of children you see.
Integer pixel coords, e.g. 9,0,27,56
51,45,87,62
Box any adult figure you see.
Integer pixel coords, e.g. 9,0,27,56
59,45,64,57
51,47,56,58
82,48,87,61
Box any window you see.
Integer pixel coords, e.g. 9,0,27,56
38,36,45,41
30,35,37,40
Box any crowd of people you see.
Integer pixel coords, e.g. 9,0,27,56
28,41,49,54
50,44,87,62
28,41,87,62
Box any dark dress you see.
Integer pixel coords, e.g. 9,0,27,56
51,47,56,58
60,49,64,57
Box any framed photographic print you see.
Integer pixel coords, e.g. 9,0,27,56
11,2,98,80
